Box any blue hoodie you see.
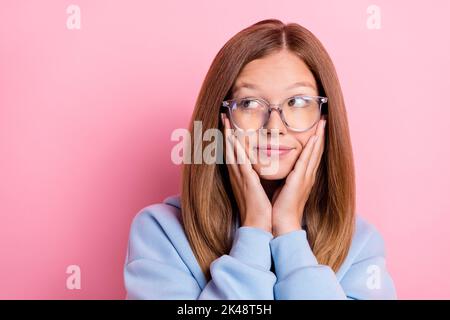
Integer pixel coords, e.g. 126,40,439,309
124,194,396,299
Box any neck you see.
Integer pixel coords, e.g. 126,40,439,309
260,178,284,202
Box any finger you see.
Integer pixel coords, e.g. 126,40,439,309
223,115,259,184
224,117,255,183
306,119,326,177
223,115,234,164
312,138,325,178
223,115,241,182
232,127,255,180
311,120,326,177
293,133,318,177
223,116,237,160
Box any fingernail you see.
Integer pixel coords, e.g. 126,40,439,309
322,120,326,129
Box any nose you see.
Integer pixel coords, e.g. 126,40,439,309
264,107,287,135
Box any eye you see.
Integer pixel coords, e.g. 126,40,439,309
287,96,308,108
238,98,260,109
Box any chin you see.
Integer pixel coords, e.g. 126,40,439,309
252,161,294,180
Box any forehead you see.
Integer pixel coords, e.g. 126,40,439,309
232,50,317,95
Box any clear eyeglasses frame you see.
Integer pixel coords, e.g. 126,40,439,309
221,94,328,132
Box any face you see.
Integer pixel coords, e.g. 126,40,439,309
225,49,326,180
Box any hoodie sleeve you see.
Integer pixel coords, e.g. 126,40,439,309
124,207,276,300
269,228,397,300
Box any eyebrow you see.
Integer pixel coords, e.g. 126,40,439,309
232,81,317,95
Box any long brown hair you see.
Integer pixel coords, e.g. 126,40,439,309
181,19,355,281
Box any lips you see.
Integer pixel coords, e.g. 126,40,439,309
256,145,293,150
254,145,294,156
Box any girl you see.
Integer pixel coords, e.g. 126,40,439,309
124,19,396,300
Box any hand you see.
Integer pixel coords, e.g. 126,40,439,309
271,118,327,237
221,113,272,234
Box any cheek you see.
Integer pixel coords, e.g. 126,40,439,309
293,127,318,149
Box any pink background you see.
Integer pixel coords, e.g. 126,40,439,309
1,0,449,299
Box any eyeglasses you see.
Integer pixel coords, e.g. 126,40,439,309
221,94,328,132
